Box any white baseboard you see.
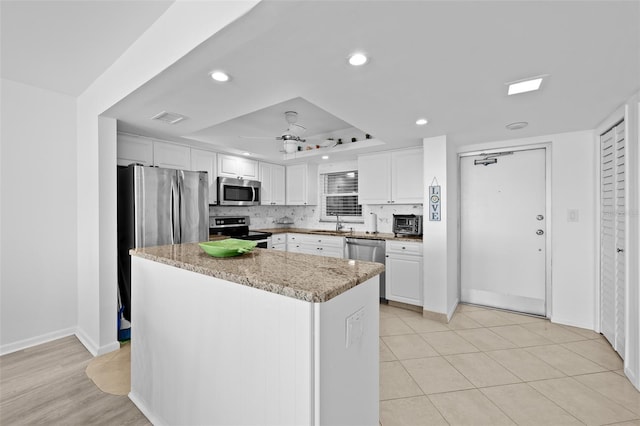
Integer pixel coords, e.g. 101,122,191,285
624,366,640,392
447,298,460,321
129,392,165,426
75,327,120,356
550,316,594,331
0,327,76,356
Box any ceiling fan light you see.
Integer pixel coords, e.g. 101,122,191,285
348,52,368,66
210,71,230,82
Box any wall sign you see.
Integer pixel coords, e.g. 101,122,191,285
429,183,441,221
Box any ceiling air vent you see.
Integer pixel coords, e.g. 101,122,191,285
151,111,187,125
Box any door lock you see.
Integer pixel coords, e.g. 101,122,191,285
536,215,544,220
536,229,544,235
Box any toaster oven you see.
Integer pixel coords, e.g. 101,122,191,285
393,214,423,237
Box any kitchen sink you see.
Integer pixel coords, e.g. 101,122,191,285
312,230,351,234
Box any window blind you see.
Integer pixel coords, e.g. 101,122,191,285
320,171,362,220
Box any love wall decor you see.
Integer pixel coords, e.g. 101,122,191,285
429,179,441,221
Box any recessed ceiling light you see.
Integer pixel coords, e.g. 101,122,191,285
505,121,528,130
242,152,251,156
348,52,368,66
507,75,546,95
416,118,428,126
210,71,230,82
322,155,329,160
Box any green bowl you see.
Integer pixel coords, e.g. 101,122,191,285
198,239,257,258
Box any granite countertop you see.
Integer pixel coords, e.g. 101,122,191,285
130,243,385,303
257,227,423,242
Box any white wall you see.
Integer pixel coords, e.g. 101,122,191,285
457,130,597,329
0,79,78,354
422,136,452,319
76,1,260,355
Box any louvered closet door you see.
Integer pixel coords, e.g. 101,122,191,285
600,120,625,358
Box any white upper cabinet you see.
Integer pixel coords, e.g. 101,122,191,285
191,148,217,205
259,162,286,205
357,152,392,204
154,141,191,170
391,149,424,204
117,133,153,166
286,163,318,205
217,154,259,180
358,147,423,204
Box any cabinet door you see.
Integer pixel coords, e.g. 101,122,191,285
271,164,286,205
117,133,153,166
286,164,307,205
218,154,258,179
260,162,286,205
154,141,191,170
238,158,259,179
358,152,392,204
386,254,423,306
392,148,424,204
191,149,217,204
317,246,344,259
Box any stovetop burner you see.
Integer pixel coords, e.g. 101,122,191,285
209,216,272,241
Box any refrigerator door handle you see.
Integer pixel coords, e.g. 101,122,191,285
171,173,181,244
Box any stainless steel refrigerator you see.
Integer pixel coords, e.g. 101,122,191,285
117,164,209,321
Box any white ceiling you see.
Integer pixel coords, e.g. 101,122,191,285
3,1,639,164
0,0,173,96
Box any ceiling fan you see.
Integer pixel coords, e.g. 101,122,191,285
240,111,331,153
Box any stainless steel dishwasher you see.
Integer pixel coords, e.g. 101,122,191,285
346,237,386,301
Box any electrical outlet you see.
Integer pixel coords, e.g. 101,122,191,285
345,307,365,348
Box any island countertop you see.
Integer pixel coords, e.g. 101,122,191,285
130,242,385,303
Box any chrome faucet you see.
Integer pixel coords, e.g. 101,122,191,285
335,214,344,232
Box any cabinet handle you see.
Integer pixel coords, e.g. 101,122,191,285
402,247,406,249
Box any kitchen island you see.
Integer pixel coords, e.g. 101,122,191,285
128,243,384,426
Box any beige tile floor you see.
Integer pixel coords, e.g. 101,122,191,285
379,303,640,426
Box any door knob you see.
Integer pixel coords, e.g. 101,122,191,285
617,248,624,253
536,229,544,235
536,215,544,220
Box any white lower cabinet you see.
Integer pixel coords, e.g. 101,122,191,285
287,233,344,258
385,240,423,306
271,233,287,251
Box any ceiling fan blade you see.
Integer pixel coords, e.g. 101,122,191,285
287,123,306,136
239,135,277,140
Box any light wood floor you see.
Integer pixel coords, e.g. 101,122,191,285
0,336,149,425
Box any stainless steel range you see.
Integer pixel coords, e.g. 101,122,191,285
209,216,272,248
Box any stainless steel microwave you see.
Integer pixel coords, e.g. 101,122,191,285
217,176,261,206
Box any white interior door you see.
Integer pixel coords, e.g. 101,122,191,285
460,148,547,316
600,120,626,358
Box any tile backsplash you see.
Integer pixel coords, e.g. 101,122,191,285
209,203,423,234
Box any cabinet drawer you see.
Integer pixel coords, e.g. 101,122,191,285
287,234,303,244
300,234,344,248
387,241,423,255
272,234,287,244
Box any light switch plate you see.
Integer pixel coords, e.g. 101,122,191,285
345,307,365,348
567,209,579,222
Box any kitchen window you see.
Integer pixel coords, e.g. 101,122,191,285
320,171,363,222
